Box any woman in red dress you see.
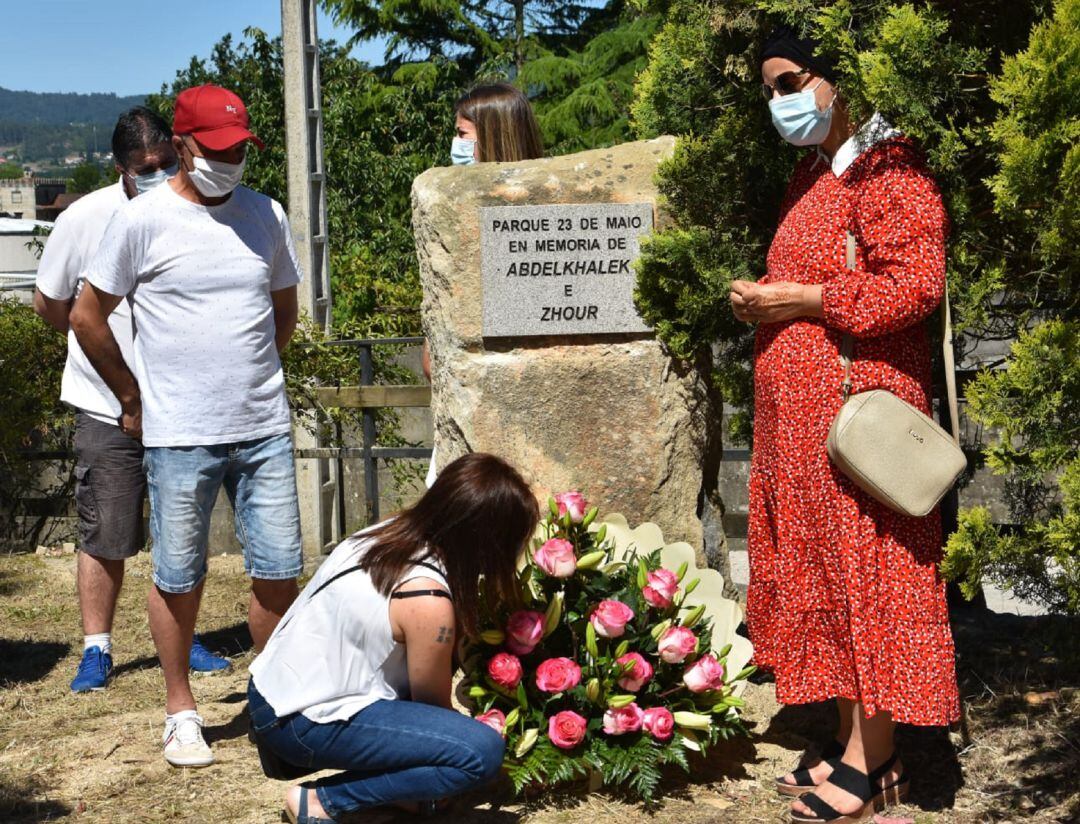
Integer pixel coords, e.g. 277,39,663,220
729,26,960,824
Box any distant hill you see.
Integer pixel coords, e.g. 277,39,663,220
0,87,147,125
0,87,150,167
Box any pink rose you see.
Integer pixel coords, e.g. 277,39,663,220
683,654,725,693
535,657,582,693
505,610,544,655
641,707,675,741
487,652,523,690
602,702,644,735
642,568,679,609
555,491,587,523
533,538,577,578
590,600,634,639
548,710,587,749
657,626,697,664
616,652,654,692
476,709,506,736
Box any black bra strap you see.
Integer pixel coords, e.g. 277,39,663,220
309,565,362,599
411,559,446,578
391,589,452,600
308,557,445,601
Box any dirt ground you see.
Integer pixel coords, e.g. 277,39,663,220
0,552,1076,824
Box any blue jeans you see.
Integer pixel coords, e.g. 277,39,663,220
247,680,505,818
144,433,302,593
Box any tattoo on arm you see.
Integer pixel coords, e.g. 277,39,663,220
436,625,454,644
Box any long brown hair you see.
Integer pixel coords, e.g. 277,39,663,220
358,453,538,635
455,83,544,163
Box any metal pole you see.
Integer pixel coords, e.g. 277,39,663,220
359,344,380,524
282,0,339,554
334,417,347,540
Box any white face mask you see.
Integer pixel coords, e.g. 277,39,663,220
187,154,246,197
128,164,177,196
768,78,835,147
450,136,477,165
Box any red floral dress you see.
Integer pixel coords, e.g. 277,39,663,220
746,137,960,726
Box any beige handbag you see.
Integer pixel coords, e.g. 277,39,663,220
826,232,967,517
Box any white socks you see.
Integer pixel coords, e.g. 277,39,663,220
166,709,201,726
84,632,111,655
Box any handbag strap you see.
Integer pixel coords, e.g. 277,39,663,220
838,231,960,446
839,233,857,402
940,281,961,445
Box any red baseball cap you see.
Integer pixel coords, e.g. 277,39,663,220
173,84,265,151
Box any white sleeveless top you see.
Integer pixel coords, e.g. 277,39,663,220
249,526,450,722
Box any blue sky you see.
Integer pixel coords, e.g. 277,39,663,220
1,0,386,96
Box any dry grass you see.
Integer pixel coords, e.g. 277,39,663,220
0,552,1076,823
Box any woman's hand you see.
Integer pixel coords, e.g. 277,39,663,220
730,280,822,324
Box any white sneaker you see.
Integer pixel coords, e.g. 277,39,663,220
162,713,214,767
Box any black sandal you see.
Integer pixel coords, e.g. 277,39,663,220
285,788,336,824
774,738,845,797
789,752,909,823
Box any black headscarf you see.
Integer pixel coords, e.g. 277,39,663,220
760,25,838,84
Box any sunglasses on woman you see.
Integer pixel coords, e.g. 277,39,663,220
761,68,812,99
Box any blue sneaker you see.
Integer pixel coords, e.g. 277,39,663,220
189,635,230,673
70,646,112,692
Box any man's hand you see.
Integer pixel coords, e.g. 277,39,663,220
730,280,823,324
119,397,142,441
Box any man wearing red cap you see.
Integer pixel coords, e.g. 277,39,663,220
71,85,303,768
34,106,231,696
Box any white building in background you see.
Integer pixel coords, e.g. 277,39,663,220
0,216,53,303
0,177,35,220
0,176,73,222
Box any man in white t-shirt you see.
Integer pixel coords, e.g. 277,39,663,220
34,107,230,696
70,85,304,769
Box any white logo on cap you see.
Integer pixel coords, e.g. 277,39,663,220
225,104,237,113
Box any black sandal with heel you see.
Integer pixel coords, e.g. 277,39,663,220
774,738,846,797
789,752,910,823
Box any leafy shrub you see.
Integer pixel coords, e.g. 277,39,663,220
0,298,71,550
943,320,1079,614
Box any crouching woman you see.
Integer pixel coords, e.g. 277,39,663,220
248,453,539,823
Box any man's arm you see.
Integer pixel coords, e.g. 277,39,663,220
271,285,298,354
69,284,141,438
33,289,73,333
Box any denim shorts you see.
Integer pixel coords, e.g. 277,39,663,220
144,432,303,593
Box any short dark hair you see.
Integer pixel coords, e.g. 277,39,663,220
111,106,173,168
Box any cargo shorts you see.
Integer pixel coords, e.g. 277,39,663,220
73,411,146,560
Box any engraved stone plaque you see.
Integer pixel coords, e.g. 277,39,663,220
480,202,654,337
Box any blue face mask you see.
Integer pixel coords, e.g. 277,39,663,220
450,137,476,166
768,78,834,147
129,164,177,195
